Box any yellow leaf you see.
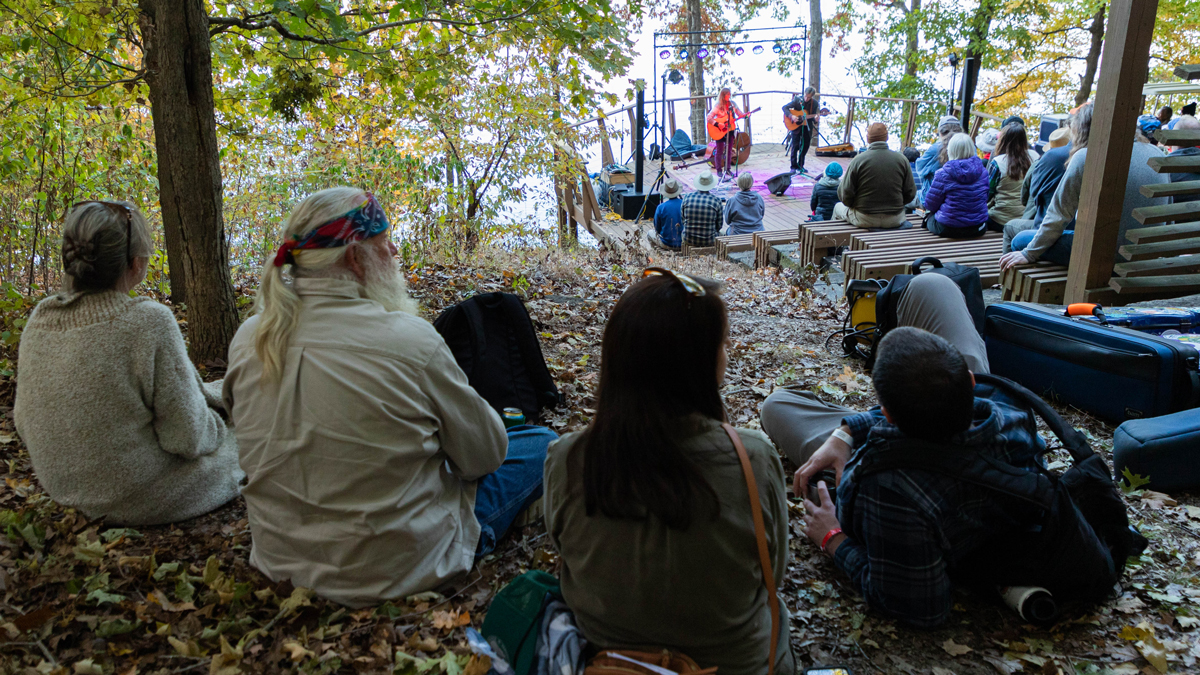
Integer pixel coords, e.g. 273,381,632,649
279,587,314,616
941,638,973,656
464,655,492,675
168,636,202,657
282,641,314,663
209,635,242,675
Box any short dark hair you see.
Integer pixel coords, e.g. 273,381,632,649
902,146,921,163
872,327,974,442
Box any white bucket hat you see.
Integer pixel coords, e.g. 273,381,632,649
693,171,717,192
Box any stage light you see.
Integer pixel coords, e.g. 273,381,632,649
735,47,745,56
752,45,763,55
772,43,782,54
659,49,671,60
678,49,688,60
717,47,727,57
696,47,709,59
790,42,802,53
667,69,684,85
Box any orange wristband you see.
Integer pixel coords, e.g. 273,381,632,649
821,528,843,551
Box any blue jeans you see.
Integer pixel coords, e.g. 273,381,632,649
1012,229,1074,266
474,425,557,557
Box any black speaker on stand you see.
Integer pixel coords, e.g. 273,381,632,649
612,189,661,220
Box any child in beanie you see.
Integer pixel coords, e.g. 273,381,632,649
809,163,843,221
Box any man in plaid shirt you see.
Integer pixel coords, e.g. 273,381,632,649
796,327,1044,628
681,170,723,247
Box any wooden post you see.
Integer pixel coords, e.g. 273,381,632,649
969,114,983,139
903,101,919,148
597,118,615,167
844,97,856,145
1065,0,1159,303
742,93,753,145
669,101,677,136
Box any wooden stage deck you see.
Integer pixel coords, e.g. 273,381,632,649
596,144,842,250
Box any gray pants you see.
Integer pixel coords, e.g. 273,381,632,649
1003,218,1037,254
833,202,907,229
760,273,989,465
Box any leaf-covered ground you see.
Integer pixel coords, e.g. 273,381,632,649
1,248,1199,675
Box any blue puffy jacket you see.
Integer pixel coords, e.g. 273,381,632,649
924,156,989,229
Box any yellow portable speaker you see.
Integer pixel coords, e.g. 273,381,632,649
835,279,886,360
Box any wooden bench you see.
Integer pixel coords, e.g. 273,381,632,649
794,213,926,268
1000,262,1070,303
842,237,1005,286
754,229,805,268
714,233,757,259
680,243,717,257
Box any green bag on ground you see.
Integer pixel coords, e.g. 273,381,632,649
480,570,561,675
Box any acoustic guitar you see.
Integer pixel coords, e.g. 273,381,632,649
783,108,830,132
707,107,761,141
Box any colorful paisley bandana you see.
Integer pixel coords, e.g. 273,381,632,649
274,193,390,267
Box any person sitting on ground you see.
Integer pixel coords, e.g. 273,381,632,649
794,327,1045,628
1001,105,1169,270
1138,115,1162,145
681,170,723,247
834,123,916,230
809,163,842,221
1158,105,1173,126
724,172,765,235
986,123,1039,231
546,269,794,675
1001,124,1074,253
916,116,964,206
14,201,242,526
222,187,558,608
923,133,990,239
761,272,988,466
652,178,684,249
1166,115,1200,205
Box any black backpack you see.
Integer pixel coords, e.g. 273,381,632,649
433,292,562,421
850,374,1146,605
876,256,985,337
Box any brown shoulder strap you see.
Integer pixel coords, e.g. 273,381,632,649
722,423,779,675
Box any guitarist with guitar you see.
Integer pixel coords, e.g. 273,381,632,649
783,87,819,175
707,88,759,179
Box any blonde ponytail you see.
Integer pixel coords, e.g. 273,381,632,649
253,187,368,381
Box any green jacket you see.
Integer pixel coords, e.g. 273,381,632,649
839,141,917,214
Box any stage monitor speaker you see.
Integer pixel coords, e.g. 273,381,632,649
612,189,661,220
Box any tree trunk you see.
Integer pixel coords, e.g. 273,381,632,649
1077,4,1107,106
685,0,707,143
808,0,822,93
901,0,920,132
138,0,239,363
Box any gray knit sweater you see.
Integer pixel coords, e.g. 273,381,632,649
14,291,242,525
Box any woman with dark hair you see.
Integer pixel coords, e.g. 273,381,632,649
986,124,1039,231
544,269,794,675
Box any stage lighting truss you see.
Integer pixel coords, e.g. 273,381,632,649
696,47,709,59
752,45,764,55
659,49,671,59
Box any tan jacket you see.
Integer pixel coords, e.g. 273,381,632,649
223,278,506,607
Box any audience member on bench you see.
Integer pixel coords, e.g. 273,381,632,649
922,133,989,239
794,327,1045,628
222,187,557,607
1001,104,1169,270
545,269,794,675
916,116,965,207
652,178,684,250
1167,115,1200,205
1001,124,1072,253
682,171,723,248
15,201,242,525
833,123,916,230
987,123,1039,232
725,173,765,235
808,163,842,222
761,272,987,466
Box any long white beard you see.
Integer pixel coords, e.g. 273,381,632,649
360,251,419,315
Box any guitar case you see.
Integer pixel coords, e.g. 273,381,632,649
765,172,793,196
816,143,857,158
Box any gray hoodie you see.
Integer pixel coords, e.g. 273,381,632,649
724,190,765,235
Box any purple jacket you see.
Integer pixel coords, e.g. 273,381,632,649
924,156,989,229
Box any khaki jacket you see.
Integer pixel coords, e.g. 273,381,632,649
223,278,506,607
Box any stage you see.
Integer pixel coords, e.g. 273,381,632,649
593,142,843,250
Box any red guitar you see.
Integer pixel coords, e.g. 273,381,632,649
707,107,761,141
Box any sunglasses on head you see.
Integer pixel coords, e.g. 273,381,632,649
72,200,134,261
642,267,706,296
